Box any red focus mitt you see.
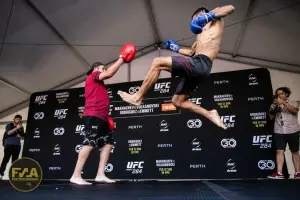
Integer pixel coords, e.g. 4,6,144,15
120,43,136,63
107,116,115,131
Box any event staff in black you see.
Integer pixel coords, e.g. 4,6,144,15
0,115,24,179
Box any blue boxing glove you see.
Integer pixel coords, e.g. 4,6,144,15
190,11,217,34
165,39,180,52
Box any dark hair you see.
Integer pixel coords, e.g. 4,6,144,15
91,62,103,68
275,87,291,97
87,62,104,75
191,7,209,19
14,115,22,119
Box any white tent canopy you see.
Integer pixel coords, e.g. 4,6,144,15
0,0,300,118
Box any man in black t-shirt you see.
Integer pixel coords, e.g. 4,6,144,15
0,115,24,180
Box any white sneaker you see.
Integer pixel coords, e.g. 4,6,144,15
70,176,92,185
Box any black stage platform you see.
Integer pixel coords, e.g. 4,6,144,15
1,179,299,200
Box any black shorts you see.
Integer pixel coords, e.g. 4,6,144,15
81,116,115,149
171,54,212,96
274,132,299,152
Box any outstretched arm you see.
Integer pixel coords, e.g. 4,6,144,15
178,42,196,56
213,5,235,18
98,58,124,81
190,5,235,34
166,40,196,57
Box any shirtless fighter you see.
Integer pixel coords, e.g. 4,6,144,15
118,5,235,129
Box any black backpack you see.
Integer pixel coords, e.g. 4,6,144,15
2,123,13,147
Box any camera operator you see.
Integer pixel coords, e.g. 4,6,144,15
268,87,300,179
0,115,25,180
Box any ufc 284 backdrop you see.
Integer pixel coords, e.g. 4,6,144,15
23,68,278,180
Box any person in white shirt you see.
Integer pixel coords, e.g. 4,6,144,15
268,87,300,179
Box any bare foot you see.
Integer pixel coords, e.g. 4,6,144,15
95,175,116,184
70,176,92,185
209,110,226,130
117,91,143,106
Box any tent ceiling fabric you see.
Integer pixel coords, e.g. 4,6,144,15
0,0,300,116
0,81,29,111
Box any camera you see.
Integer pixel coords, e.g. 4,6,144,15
270,95,282,114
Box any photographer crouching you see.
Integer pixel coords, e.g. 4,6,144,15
0,115,25,180
268,87,300,179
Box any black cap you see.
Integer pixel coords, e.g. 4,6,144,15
87,62,104,75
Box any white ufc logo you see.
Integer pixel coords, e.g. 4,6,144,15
76,125,85,132
154,82,171,93
127,161,144,169
221,115,235,123
253,135,272,143
154,82,171,89
189,98,202,105
35,95,48,104
55,109,68,116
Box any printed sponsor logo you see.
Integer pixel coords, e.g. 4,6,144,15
221,138,237,148
128,124,143,130
161,103,176,111
258,160,275,170
34,95,48,105
33,128,40,138
214,80,229,85
54,109,68,120
154,82,171,93
191,138,202,151
252,135,272,149
53,127,65,136
226,159,237,173
53,144,60,156
34,112,44,120
160,120,169,132
188,97,202,106
249,74,258,86
126,161,144,174
56,92,69,104
129,86,140,94
187,119,202,128
156,159,175,175
190,164,206,169
248,97,264,101
221,115,235,128
105,163,113,172
75,145,83,153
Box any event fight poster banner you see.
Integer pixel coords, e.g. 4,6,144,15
23,68,276,180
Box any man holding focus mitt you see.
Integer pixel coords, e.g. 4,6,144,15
70,43,136,185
